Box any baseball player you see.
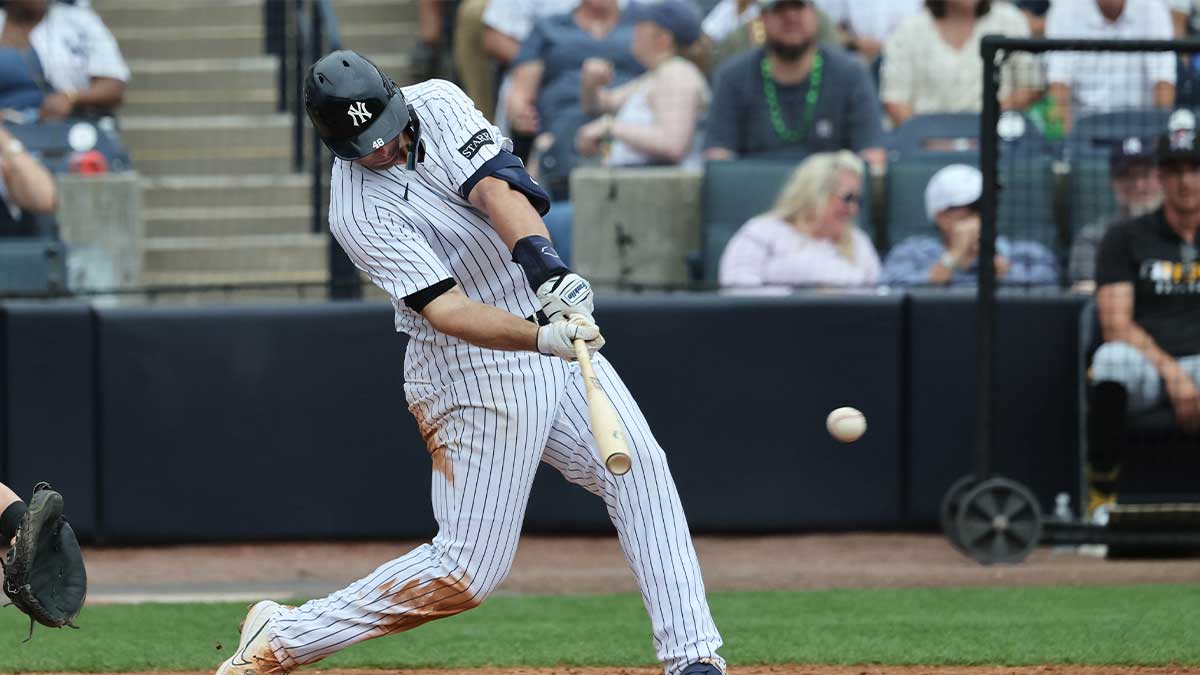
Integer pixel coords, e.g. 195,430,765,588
215,50,726,675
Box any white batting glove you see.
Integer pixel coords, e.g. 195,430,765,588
536,316,605,361
536,273,595,324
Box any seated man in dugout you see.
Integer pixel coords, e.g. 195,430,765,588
880,164,1059,287
1088,110,1200,519
1069,136,1163,289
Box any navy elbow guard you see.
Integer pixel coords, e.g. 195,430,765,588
460,150,551,216
512,235,568,290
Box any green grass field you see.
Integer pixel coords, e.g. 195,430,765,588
1,585,1198,672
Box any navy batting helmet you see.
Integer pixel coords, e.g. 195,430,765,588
304,50,410,160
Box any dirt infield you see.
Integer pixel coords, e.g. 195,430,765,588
80,533,1200,603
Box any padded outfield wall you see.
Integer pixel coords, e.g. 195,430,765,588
0,294,1083,544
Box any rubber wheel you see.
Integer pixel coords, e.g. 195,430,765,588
940,474,978,554
954,477,1043,565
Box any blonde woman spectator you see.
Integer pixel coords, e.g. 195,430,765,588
576,0,710,167
719,151,880,288
0,0,129,120
881,0,1042,128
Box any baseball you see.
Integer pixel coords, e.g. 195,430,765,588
826,407,866,443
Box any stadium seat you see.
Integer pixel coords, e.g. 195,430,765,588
888,112,1049,158
698,158,875,282
0,237,66,294
1065,109,1171,159
5,118,132,175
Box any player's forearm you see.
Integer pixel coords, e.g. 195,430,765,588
422,288,539,352
3,150,57,213
76,77,126,109
1153,81,1176,109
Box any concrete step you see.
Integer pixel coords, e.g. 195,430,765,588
114,25,265,61
330,0,419,24
143,206,313,238
114,22,416,61
96,0,263,31
131,156,293,177
142,174,313,210
127,286,332,305
98,0,417,32
121,113,291,155
139,269,329,288
143,233,327,275
127,57,278,93
124,89,277,116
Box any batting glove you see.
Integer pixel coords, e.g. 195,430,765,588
536,273,595,324
537,316,605,361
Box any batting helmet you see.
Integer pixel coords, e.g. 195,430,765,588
304,50,410,160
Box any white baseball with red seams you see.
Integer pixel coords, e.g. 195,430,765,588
827,407,867,443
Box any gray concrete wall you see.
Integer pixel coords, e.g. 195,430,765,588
570,167,702,287
56,172,144,292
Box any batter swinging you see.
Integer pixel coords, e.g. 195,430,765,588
215,50,725,675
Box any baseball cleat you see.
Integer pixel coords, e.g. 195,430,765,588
216,600,287,675
681,659,726,674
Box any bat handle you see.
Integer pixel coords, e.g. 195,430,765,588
573,338,596,384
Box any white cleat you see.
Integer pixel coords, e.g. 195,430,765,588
216,600,288,675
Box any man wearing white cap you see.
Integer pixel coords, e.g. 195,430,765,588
880,164,1059,286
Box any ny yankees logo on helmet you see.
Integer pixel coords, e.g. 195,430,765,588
348,101,373,127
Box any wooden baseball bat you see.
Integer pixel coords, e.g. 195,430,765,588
573,339,632,475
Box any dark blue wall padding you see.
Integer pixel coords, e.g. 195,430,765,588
94,303,434,543
555,294,908,532
905,291,1086,525
0,303,96,539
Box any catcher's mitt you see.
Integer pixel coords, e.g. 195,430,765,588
2,483,87,640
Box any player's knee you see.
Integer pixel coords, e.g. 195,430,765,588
1091,341,1147,388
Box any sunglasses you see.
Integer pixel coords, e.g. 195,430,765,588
836,191,862,206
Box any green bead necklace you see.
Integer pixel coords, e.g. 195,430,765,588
761,51,823,143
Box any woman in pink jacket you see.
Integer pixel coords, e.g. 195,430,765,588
719,150,881,289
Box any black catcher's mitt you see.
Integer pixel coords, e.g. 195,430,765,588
2,483,87,640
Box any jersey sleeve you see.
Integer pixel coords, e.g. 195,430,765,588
328,163,453,302
75,8,131,82
410,80,515,196
1095,223,1136,287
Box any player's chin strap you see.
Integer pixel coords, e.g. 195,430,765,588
404,105,423,171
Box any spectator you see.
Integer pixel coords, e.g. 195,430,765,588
880,0,1043,129
1069,136,1164,285
1166,0,1200,37
0,0,129,121
0,123,58,236
813,0,922,70
506,0,642,196
476,0,581,126
539,0,709,266
576,0,710,168
1045,0,1175,133
719,150,881,288
413,0,460,83
881,163,1059,286
1088,111,1200,516
704,0,885,166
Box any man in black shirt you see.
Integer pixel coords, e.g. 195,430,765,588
1088,110,1200,516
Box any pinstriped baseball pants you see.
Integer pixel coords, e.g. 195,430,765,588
266,353,725,675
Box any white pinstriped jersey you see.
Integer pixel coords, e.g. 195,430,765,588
304,79,726,675
328,79,541,386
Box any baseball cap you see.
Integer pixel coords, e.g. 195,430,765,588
628,0,702,47
1109,136,1153,175
924,164,982,223
1156,108,1200,166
